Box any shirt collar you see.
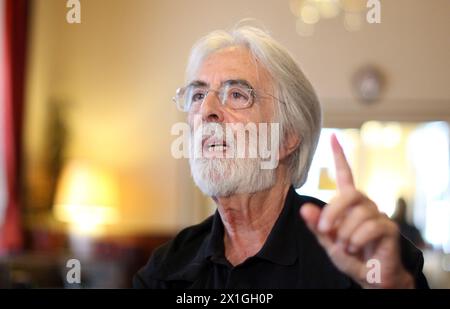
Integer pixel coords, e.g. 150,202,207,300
255,186,298,266
201,186,299,266
202,208,226,263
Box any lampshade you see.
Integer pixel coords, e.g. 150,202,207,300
53,161,119,236
318,167,337,190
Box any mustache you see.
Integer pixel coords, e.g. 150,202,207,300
190,122,236,154
187,121,280,170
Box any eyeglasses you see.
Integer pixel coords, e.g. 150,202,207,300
173,79,284,112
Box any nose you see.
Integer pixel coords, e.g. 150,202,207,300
199,90,224,123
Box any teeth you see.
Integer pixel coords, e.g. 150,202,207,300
208,145,226,152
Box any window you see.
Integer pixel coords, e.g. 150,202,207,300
299,122,450,251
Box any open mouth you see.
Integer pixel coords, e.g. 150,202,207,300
207,143,227,152
208,144,226,152
203,139,227,153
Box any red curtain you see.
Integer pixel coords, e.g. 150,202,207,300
0,0,29,254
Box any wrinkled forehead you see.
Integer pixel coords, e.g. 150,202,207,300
190,46,273,90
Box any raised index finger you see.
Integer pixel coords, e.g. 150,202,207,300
331,133,355,191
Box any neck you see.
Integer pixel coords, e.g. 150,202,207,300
213,167,291,266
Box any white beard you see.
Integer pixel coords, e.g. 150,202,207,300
188,122,277,197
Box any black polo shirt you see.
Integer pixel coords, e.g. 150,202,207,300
133,187,428,288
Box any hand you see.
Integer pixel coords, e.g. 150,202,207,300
299,134,414,288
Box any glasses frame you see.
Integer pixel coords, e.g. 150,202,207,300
172,79,285,112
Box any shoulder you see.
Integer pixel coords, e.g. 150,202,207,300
133,215,214,288
296,193,327,208
290,187,327,211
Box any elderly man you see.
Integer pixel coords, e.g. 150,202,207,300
134,26,428,289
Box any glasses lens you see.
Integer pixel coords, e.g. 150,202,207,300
224,85,252,109
178,85,206,112
174,88,185,111
175,83,253,112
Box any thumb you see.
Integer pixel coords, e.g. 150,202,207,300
300,203,334,250
299,203,322,232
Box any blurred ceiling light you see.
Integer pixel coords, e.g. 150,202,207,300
317,0,340,19
301,3,320,24
289,0,365,34
54,161,119,236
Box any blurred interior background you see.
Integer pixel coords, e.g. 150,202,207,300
0,0,449,288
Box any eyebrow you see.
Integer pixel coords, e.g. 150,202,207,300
187,79,254,89
187,80,208,88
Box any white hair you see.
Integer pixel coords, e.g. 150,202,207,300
185,25,322,188
189,123,276,197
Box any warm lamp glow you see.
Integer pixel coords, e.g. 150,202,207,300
54,161,119,236
318,167,337,190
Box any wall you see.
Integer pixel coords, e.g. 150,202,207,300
24,0,450,234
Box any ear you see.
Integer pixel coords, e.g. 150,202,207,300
280,131,301,161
